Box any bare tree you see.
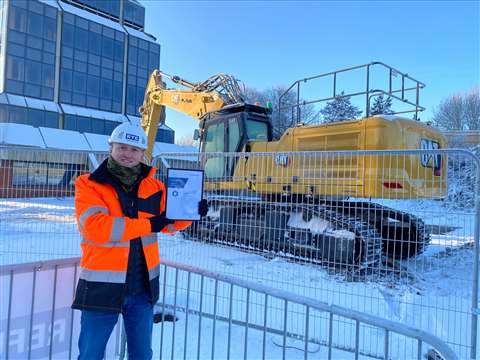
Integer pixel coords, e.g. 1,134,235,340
432,87,480,130
463,87,480,130
244,86,316,139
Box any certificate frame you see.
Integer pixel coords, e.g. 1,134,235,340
165,168,204,221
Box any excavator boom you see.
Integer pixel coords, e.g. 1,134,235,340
140,70,245,160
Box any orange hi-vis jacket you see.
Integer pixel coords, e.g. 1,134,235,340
72,160,191,312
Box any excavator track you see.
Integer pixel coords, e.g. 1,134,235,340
185,198,384,271
334,201,431,259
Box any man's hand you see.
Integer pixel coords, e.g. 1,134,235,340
198,199,209,217
149,214,175,232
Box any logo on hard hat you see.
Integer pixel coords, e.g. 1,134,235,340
126,133,140,141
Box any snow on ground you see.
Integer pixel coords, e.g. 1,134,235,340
0,196,477,358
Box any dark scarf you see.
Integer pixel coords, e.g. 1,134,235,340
107,156,142,191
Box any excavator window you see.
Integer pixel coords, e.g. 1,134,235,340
227,118,241,177
204,122,225,179
228,118,240,152
245,119,268,141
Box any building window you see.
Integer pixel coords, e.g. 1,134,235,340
59,13,125,113
43,16,56,41
26,108,44,127
24,84,41,98
126,37,159,116
124,0,145,29
27,12,43,36
42,64,55,88
6,56,24,81
12,161,48,186
89,32,102,55
11,161,80,187
25,60,42,84
86,97,98,108
62,23,74,46
101,78,112,98
44,111,58,128
8,6,27,32
0,104,8,123
9,106,27,124
87,75,100,96
104,120,118,135
8,30,26,46
0,104,58,128
5,1,57,100
156,129,174,144
60,69,73,91
72,93,86,106
91,118,104,134
64,114,76,130
73,72,86,93
77,116,91,133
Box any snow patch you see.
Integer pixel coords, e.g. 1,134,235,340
0,123,45,148
39,127,91,151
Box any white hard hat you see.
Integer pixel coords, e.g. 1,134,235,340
108,122,148,150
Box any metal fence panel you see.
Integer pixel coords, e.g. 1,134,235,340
0,146,478,358
154,259,456,360
0,258,458,360
0,147,107,265
151,149,479,359
0,259,121,360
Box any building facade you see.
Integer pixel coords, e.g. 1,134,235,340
0,0,174,144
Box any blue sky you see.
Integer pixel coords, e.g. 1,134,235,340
142,1,479,141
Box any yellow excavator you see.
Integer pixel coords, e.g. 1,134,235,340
140,62,447,270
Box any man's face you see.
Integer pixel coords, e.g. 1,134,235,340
110,143,145,168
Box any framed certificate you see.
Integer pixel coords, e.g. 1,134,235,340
165,168,204,220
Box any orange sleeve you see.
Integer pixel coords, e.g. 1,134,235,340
75,175,151,243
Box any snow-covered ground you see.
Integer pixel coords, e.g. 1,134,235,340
0,196,477,359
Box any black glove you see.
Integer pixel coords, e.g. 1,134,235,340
198,199,209,217
149,214,175,232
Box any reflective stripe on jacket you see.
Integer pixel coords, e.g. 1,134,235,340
72,160,191,312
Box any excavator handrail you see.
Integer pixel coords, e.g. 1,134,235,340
279,61,426,124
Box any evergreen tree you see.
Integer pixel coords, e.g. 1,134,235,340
370,94,394,115
319,92,362,123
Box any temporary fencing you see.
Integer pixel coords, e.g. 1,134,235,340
152,149,479,359
0,257,458,360
0,146,478,358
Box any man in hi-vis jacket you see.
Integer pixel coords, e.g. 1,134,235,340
73,122,208,360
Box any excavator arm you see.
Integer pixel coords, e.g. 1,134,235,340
139,70,243,160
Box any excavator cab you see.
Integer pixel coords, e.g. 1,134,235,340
199,103,273,179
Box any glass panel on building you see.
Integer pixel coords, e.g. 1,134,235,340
44,111,59,128
0,104,8,123
59,10,124,113
5,1,57,100
126,36,159,117
64,114,77,130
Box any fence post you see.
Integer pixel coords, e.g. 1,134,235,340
470,152,480,359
